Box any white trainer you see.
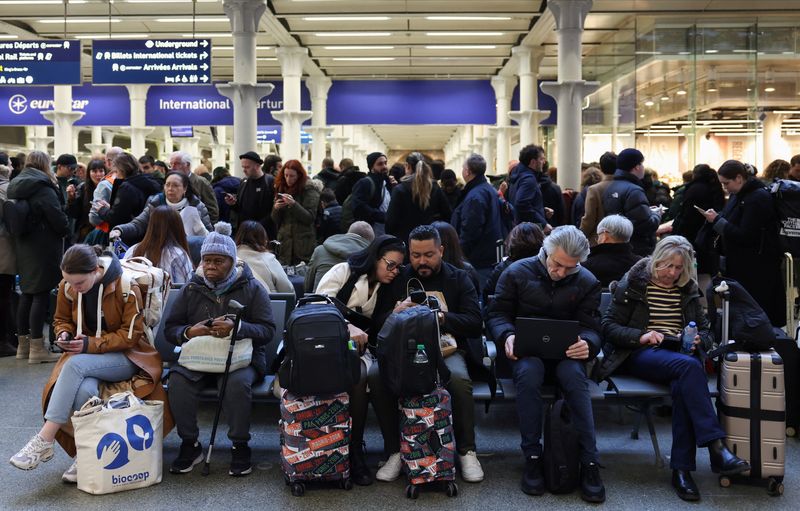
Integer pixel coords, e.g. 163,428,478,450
62,459,78,483
459,451,484,482
375,452,403,482
9,434,55,470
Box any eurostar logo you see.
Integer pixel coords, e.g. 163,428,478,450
9,94,28,115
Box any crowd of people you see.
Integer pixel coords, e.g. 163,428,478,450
1,144,797,503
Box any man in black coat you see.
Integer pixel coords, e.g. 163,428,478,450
539,163,566,227
601,148,662,256
351,152,392,236
370,225,485,484
507,144,549,228
315,157,340,191
487,225,605,503
225,151,276,239
583,214,642,288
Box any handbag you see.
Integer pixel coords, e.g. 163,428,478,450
72,391,164,495
177,334,253,373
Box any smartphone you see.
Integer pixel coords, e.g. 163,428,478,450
409,290,427,305
693,204,706,214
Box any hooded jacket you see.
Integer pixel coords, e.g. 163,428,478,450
507,162,547,226
315,167,341,191
7,168,70,294
304,232,371,292
602,170,660,256
104,173,162,229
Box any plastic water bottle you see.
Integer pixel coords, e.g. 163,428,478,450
348,339,357,351
413,344,429,364
681,321,698,354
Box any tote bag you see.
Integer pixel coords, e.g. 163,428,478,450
177,335,253,373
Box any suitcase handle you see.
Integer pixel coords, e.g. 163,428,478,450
297,294,333,306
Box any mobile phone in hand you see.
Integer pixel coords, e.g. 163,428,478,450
693,204,706,214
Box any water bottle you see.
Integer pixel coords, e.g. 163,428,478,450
413,344,429,364
348,339,357,351
681,321,698,354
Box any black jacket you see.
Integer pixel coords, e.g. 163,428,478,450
582,242,642,288
451,175,504,268
352,172,391,225
602,170,660,256
537,171,565,227
165,261,276,379
318,203,343,242
232,173,275,240
487,253,603,359
213,175,242,223
6,168,70,294
335,167,367,205
316,167,341,191
507,163,547,226
594,258,710,381
105,173,162,229
672,179,724,273
385,178,452,246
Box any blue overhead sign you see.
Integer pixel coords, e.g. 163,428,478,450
0,84,129,126
0,40,81,86
257,126,281,143
93,39,211,85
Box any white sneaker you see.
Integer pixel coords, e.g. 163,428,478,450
62,459,78,483
459,451,484,482
9,434,55,470
375,452,403,482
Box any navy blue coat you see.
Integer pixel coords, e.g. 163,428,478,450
506,162,547,226
213,175,242,223
451,174,503,268
602,170,660,256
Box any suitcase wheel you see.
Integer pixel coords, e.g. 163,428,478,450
786,426,797,438
446,481,459,498
283,474,290,486
719,476,732,488
291,482,305,497
767,477,784,497
340,478,353,491
405,484,419,499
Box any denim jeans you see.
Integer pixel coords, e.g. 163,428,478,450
44,353,138,424
511,356,599,464
624,347,726,471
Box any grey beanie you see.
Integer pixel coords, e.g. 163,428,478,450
201,222,237,260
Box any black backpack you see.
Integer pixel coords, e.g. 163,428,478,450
706,277,776,359
770,179,800,256
340,176,373,232
1,198,33,236
543,399,581,493
376,307,450,397
279,294,360,396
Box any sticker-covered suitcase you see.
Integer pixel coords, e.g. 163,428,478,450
399,387,458,499
718,350,786,496
279,390,352,496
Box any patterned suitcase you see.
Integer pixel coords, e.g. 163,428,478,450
399,387,458,499
718,350,786,496
279,390,352,496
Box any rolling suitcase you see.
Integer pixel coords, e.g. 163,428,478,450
279,390,353,496
714,281,786,496
399,387,458,499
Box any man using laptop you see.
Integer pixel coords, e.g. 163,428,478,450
487,225,605,503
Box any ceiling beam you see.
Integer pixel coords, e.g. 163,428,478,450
259,4,325,77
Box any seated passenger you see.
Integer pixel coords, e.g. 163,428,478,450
9,245,170,483
234,220,295,296
487,225,605,503
582,214,642,288
164,225,275,477
305,221,374,293
482,222,544,308
595,235,749,502
315,234,406,486
370,225,485,484
123,205,194,286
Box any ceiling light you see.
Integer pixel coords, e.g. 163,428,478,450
705,49,719,54
315,32,391,37
324,45,395,50
644,98,655,107
0,0,62,3
332,57,396,61
0,35,19,39
76,34,149,39
303,16,390,21
155,18,229,23
39,19,121,24
676,89,687,95
180,33,233,37
660,93,670,101
765,86,776,93
425,45,497,50
425,16,512,21
707,80,718,92
213,45,272,50
426,32,504,36
257,57,277,61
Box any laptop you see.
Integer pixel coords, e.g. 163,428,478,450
513,318,582,359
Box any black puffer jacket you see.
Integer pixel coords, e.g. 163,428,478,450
602,170,660,256
164,261,276,379
537,171,565,227
487,251,603,359
104,173,162,229
594,257,710,381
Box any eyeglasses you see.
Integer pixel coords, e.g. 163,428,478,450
382,257,402,272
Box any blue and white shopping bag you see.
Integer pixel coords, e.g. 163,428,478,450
72,391,164,494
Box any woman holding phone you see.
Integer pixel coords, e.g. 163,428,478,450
271,160,321,266
9,244,169,483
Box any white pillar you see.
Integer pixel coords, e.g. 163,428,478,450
217,0,274,177
41,86,84,157
179,137,201,163
28,125,52,152
508,46,549,146
539,0,599,191
85,126,106,155
125,84,152,158
329,125,347,164
103,130,116,149
162,128,174,161
763,112,785,169
491,76,517,173
305,76,334,173
478,125,495,175
211,125,230,170
273,47,313,162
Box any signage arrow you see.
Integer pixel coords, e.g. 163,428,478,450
199,51,209,60
201,63,209,71
200,74,209,83
201,40,209,48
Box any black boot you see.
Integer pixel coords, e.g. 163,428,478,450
520,456,544,496
708,439,750,476
579,462,606,503
350,442,373,486
672,470,700,501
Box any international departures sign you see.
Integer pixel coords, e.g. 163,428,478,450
0,40,81,86
93,39,211,85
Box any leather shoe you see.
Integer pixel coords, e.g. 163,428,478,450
708,439,750,476
672,470,700,501
350,443,374,486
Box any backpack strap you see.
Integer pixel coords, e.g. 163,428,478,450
335,270,362,307
118,277,142,340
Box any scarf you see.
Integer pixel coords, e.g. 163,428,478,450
166,197,188,210
202,260,241,296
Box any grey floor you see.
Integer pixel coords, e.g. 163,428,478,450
1,357,797,511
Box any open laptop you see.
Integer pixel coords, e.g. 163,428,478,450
513,318,582,359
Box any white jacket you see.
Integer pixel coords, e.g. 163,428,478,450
237,245,295,296
316,262,381,318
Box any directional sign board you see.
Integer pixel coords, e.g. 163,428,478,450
93,39,211,85
0,40,81,86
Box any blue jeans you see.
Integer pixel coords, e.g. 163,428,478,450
511,356,599,464
44,353,138,424
624,347,726,471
